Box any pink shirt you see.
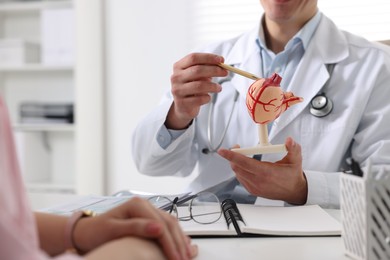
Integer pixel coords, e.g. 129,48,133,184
0,96,82,260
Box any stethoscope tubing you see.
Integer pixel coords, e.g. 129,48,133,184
204,90,239,154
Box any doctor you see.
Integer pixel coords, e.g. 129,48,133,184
132,0,390,208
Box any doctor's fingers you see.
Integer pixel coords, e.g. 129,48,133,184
218,148,274,174
276,137,303,166
172,64,228,85
230,159,276,184
232,163,284,199
235,173,267,197
218,148,281,189
172,94,210,120
172,81,222,98
173,53,224,70
233,161,304,201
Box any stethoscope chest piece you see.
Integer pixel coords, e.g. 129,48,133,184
310,93,333,117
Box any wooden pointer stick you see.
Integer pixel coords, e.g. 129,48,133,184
218,63,261,81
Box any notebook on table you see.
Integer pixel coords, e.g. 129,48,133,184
178,199,341,237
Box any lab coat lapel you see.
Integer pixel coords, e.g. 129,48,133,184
269,47,329,139
269,14,349,140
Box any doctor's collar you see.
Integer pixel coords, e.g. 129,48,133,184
256,11,322,53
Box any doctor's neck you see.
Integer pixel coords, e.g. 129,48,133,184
262,9,317,54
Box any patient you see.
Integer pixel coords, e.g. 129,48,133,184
0,95,198,260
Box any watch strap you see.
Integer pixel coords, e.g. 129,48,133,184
64,210,94,253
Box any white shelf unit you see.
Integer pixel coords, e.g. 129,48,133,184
0,0,72,12
0,64,73,72
0,0,76,194
13,123,74,132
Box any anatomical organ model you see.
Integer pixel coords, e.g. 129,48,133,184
232,73,303,155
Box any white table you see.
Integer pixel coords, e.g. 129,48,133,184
28,192,349,260
193,236,348,260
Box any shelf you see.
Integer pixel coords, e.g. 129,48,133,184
2,0,78,196
13,123,75,132
26,182,75,193
0,0,73,13
0,64,73,72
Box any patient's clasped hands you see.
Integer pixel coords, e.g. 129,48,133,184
73,197,198,260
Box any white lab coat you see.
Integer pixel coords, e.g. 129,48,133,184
132,14,390,208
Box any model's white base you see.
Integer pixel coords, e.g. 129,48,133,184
231,144,286,156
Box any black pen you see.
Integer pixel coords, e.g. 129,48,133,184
346,158,364,177
169,197,179,214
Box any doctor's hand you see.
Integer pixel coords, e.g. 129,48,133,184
218,137,308,205
165,53,228,130
73,197,198,260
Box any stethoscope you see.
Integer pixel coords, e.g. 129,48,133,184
202,63,335,154
202,72,239,154
310,63,335,117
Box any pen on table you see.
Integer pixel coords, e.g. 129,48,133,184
346,157,364,177
169,197,179,214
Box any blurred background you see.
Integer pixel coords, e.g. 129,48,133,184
1,0,388,198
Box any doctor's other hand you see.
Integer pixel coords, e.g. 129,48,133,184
165,53,228,130
218,137,308,205
73,197,198,260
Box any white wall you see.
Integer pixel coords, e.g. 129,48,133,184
75,0,106,194
105,1,197,194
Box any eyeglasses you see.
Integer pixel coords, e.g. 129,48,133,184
148,192,222,224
